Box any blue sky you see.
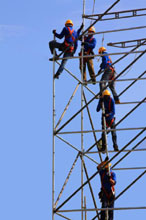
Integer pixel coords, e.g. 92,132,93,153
0,0,146,220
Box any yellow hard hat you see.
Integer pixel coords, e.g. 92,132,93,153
102,89,111,96
98,46,106,53
65,20,73,26
88,26,95,33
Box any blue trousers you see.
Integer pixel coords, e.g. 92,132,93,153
101,197,114,220
49,40,73,76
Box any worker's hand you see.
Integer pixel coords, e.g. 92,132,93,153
81,42,88,46
106,113,109,117
80,23,84,30
52,30,56,35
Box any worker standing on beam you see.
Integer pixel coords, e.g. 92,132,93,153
97,47,120,104
79,26,96,85
96,89,119,152
97,156,116,220
49,20,83,79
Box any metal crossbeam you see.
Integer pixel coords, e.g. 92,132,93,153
83,8,146,21
108,38,146,48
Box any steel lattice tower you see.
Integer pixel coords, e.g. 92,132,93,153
50,1,146,219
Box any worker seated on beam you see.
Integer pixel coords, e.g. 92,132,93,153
97,47,120,104
97,156,116,220
79,26,96,85
49,20,83,79
96,89,119,152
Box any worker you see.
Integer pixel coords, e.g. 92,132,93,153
96,89,119,152
97,156,116,220
49,20,83,79
97,47,120,104
79,26,96,85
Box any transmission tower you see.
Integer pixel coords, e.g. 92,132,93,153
50,1,146,219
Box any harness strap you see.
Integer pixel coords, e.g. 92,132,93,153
64,27,75,52
101,172,115,200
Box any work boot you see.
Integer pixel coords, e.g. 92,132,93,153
115,100,120,104
92,78,96,85
113,145,119,151
54,73,60,79
114,96,120,104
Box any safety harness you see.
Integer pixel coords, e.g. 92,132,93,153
79,36,94,62
106,55,115,80
64,27,75,53
106,97,115,127
101,171,115,200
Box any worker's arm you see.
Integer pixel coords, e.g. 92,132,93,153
86,38,96,49
96,98,102,112
108,99,115,118
77,23,84,36
100,54,108,70
54,27,66,39
110,172,116,185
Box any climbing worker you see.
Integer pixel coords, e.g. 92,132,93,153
97,47,120,104
97,156,116,220
79,26,96,85
96,89,119,152
49,20,83,79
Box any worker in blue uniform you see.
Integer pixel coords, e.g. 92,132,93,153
49,20,83,79
97,47,120,104
96,89,119,152
79,26,96,85
97,156,116,220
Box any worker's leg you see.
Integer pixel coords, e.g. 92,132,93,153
100,71,108,95
111,121,119,151
55,52,72,78
108,71,120,103
49,40,63,54
101,199,108,220
108,200,114,220
87,58,96,84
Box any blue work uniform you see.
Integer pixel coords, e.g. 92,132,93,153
96,96,118,150
49,25,82,78
99,52,119,102
98,167,116,220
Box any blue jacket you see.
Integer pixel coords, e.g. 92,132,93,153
100,51,113,70
55,26,81,53
99,169,116,193
96,96,115,121
84,35,96,53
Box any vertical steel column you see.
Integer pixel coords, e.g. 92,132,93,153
52,34,56,220
101,101,109,220
81,1,86,219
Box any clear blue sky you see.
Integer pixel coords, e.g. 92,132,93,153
0,0,146,220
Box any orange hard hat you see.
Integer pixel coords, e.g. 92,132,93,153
102,89,111,97
98,47,106,53
88,26,95,33
65,20,73,26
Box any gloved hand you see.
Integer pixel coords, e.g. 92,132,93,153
102,113,106,117
80,23,84,30
81,42,88,46
52,30,56,35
